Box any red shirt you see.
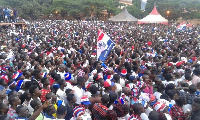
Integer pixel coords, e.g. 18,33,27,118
40,85,51,102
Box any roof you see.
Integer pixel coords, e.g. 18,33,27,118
108,8,138,22
138,6,168,24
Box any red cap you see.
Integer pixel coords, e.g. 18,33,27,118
176,61,183,67
168,62,173,66
147,41,152,46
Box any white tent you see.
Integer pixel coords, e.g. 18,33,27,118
138,6,168,24
108,8,138,22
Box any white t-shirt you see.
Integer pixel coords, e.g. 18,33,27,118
73,86,84,105
154,92,162,100
56,88,66,102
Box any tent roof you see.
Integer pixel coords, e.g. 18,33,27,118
108,8,138,22
138,6,168,24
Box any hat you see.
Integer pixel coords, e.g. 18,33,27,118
168,62,173,66
15,80,24,92
121,69,127,76
129,75,137,82
73,106,85,117
104,80,115,88
153,102,166,112
12,70,23,81
41,72,47,78
147,41,152,46
176,61,183,67
81,95,91,105
65,72,71,81
103,75,113,81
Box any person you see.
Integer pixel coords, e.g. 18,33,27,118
72,76,85,105
28,85,41,114
56,105,67,119
43,105,56,119
65,94,76,120
148,111,159,120
0,102,9,115
128,103,144,120
30,99,44,120
92,94,110,120
169,96,186,120
191,98,200,120
16,101,50,120
192,68,200,86
40,77,51,102
71,95,92,120
7,95,21,120
88,85,101,111
56,79,67,103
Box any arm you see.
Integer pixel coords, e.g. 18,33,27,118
28,101,49,120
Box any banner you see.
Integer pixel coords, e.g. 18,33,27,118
97,29,115,62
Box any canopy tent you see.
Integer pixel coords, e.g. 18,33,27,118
138,6,168,24
108,8,138,22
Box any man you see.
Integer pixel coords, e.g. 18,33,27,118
65,94,76,120
92,94,110,120
16,101,50,120
28,85,41,114
73,76,85,105
7,95,21,120
128,103,144,120
30,99,44,120
56,79,67,103
56,105,67,119
43,105,56,119
191,98,200,120
88,85,101,111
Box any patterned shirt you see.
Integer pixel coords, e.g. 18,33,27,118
170,104,186,120
128,114,141,120
40,85,51,102
92,103,108,120
7,108,18,120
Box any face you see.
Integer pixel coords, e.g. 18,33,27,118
34,87,41,97
20,106,29,118
73,96,77,103
1,103,9,115
14,96,21,105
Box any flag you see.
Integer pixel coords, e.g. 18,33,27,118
177,22,186,31
97,29,115,62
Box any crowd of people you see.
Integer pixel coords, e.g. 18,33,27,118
0,20,200,120
0,7,18,23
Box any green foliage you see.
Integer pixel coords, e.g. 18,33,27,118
0,0,199,20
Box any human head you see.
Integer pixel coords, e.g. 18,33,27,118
77,76,85,87
122,87,131,96
57,105,67,119
89,85,98,95
189,85,196,94
44,105,56,117
166,89,177,100
132,103,144,115
30,99,42,111
149,111,159,120
101,94,110,105
0,103,9,115
8,95,21,106
0,89,6,100
192,98,200,113
58,79,67,88
67,94,76,104
65,89,73,96
175,96,185,107
29,85,41,97
16,105,29,118
41,77,50,86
